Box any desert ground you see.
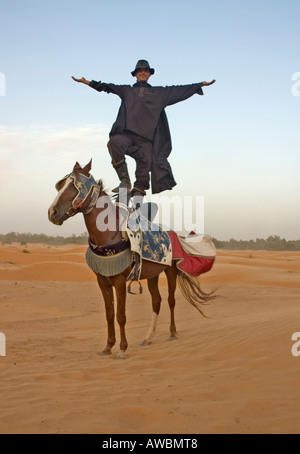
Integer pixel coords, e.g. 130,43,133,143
0,243,300,434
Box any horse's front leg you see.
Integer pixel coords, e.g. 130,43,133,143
114,274,128,359
97,275,116,356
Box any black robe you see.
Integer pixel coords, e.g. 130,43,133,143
89,80,204,194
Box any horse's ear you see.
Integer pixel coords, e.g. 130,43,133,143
73,162,82,172
83,159,92,174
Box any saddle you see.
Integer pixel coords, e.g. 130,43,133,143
117,202,172,292
119,203,216,292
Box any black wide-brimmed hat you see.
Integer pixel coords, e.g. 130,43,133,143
131,59,155,77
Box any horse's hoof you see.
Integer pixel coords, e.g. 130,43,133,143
141,339,152,347
116,350,127,360
100,349,112,356
168,335,178,341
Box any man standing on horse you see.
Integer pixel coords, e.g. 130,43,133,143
72,60,215,198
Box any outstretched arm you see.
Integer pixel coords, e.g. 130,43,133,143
164,79,216,107
72,76,91,85
202,80,216,86
72,76,124,97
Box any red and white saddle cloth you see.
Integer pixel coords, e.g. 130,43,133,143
124,203,216,280
168,231,216,277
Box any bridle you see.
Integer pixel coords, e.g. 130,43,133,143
55,171,100,218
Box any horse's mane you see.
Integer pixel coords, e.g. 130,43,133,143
97,179,116,203
98,179,106,195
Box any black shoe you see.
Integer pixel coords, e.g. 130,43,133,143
112,181,132,193
131,187,146,197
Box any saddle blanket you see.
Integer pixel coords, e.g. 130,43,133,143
121,204,216,279
126,206,173,266
168,231,216,277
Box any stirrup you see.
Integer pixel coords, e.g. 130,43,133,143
128,280,143,295
127,253,143,294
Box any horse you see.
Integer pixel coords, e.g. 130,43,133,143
48,160,215,359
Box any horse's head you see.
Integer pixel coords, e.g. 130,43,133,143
48,160,100,226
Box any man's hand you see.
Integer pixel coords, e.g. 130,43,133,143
72,76,91,85
202,80,216,86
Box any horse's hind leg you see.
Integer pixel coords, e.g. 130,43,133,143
165,265,178,340
141,276,161,346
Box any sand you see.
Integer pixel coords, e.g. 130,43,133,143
1,243,300,434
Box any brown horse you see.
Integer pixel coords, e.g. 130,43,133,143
48,161,215,359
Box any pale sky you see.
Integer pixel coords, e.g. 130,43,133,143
1,0,299,240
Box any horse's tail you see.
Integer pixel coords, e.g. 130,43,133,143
177,272,217,318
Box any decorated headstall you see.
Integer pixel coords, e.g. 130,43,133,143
55,172,100,217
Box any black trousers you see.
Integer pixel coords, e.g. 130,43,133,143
108,132,153,191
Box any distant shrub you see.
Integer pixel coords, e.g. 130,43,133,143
0,232,299,251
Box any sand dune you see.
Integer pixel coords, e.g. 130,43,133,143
0,244,300,434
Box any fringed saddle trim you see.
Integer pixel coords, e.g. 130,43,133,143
86,246,133,277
